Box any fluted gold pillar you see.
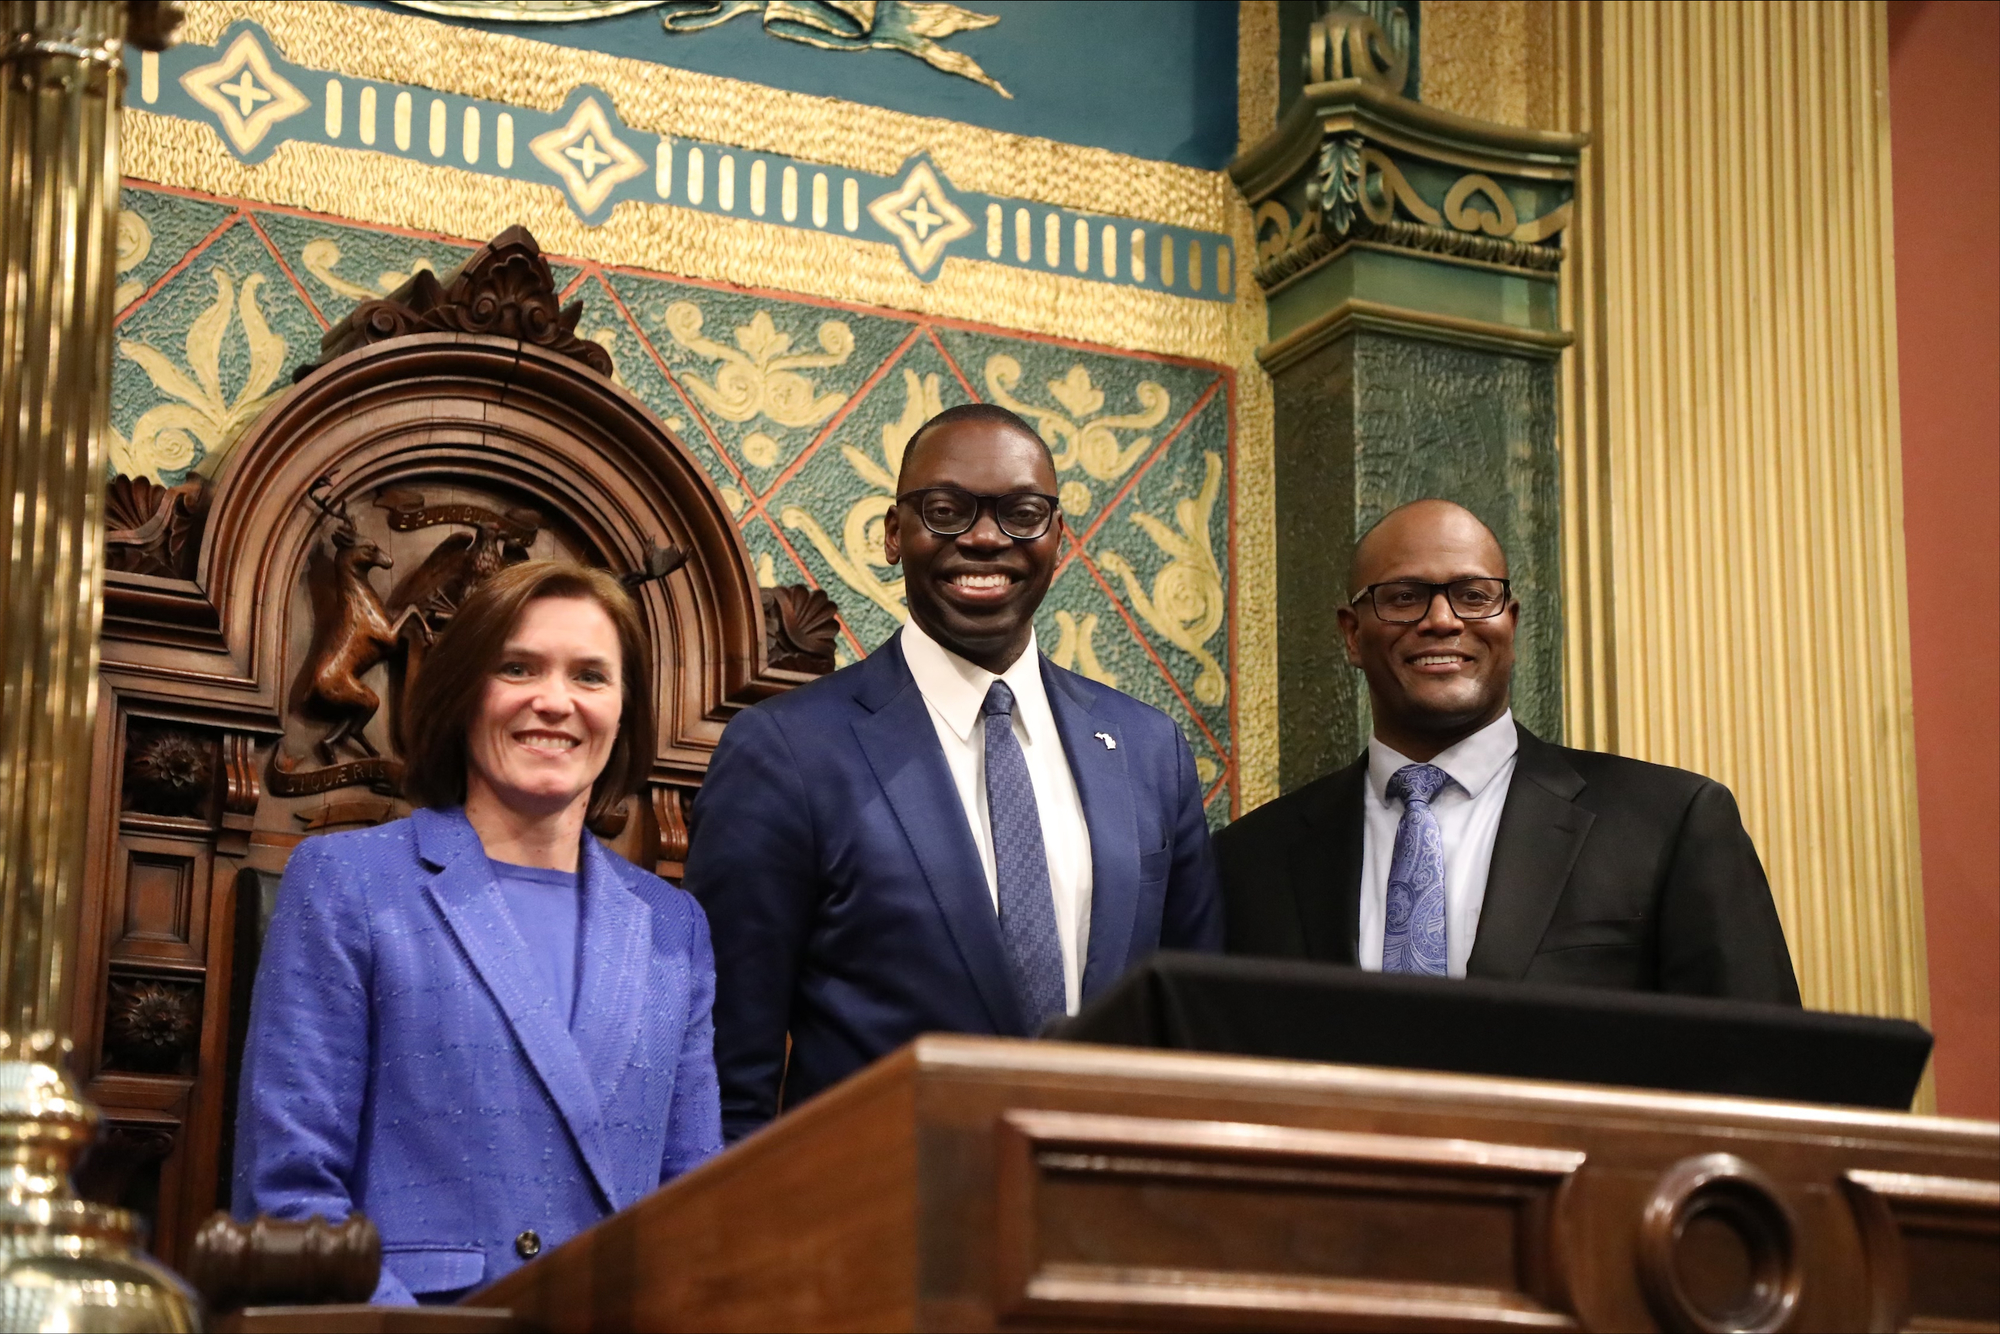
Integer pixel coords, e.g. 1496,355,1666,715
1,0,125,1061
1552,1,1928,1036
0,1,199,1324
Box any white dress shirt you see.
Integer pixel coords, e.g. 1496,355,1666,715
1358,710,1519,978
900,620,1094,1014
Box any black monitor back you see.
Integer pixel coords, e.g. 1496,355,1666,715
1049,953,1932,1110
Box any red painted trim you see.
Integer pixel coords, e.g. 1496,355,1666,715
113,211,245,329
1070,543,1228,762
927,325,981,401
756,324,925,503
240,211,331,331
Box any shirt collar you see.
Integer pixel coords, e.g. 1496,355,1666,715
900,619,1049,744
1367,709,1518,802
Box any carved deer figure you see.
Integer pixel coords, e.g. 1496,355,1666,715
292,478,402,765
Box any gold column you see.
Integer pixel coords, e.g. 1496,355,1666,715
1553,1,1928,1034
0,1,199,1324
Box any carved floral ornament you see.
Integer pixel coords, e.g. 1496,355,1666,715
1305,3,1413,98
1254,138,1573,288
1232,4,1582,297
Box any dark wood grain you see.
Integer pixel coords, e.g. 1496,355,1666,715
474,1036,2000,1333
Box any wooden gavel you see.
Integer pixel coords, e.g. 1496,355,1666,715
184,1212,381,1314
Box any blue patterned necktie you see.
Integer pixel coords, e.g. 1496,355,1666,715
1382,763,1451,976
982,680,1067,1029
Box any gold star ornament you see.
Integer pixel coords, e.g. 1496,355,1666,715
867,160,974,278
181,30,310,156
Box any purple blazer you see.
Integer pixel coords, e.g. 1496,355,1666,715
233,807,721,1303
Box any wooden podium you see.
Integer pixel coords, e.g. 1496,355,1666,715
471,1036,1998,1333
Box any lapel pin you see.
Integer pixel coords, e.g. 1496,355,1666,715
1094,731,1117,750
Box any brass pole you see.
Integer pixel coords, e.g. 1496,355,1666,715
0,2,198,1328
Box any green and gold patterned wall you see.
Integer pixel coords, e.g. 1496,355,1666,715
111,1,1273,820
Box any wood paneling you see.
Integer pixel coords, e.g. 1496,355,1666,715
477,1036,2000,1332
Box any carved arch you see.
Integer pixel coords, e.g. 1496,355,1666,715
198,332,792,771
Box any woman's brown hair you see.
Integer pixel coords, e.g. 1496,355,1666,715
401,560,655,826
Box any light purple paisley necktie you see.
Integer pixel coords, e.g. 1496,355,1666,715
1382,763,1451,976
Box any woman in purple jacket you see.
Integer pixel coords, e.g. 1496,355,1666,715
234,561,721,1304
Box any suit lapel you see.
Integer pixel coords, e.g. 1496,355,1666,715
1296,757,1366,964
1042,663,1139,1002
414,809,624,1209
1466,725,1594,980
851,641,1027,1036
569,834,654,1195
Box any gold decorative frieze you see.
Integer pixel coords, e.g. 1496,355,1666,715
130,15,1235,295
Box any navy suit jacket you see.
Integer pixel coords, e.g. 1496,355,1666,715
684,636,1223,1142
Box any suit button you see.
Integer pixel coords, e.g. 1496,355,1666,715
515,1230,541,1259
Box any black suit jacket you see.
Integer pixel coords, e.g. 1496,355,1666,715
1216,723,1801,1004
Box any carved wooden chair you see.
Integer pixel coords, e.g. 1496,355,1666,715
74,227,837,1267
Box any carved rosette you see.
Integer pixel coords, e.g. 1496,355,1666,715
103,977,201,1072
303,225,613,379
123,727,216,818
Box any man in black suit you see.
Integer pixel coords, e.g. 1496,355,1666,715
1217,499,1799,1002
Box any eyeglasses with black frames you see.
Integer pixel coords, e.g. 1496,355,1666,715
896,487,1060,541
1352,578,1512,623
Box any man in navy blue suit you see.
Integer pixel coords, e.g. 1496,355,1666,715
685,403,1223,1142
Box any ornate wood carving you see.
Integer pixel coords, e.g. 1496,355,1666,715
994,1109,1583,1328
73,1122,178,1215
105,474,210,579
377,487,541,631
220,732,261,817
1638,1154,1801,1334
291,476,405,768
653,786,690,864
82,225,811,1269
306,224,613,379
762,585,840,675
1843,1169,2000,1333
103,976,202,1073
187,1212,382,1314
123,726,216,819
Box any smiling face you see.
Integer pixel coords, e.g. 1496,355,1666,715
1336,500,1518,761
464,595,625,822
883,417,1062,673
